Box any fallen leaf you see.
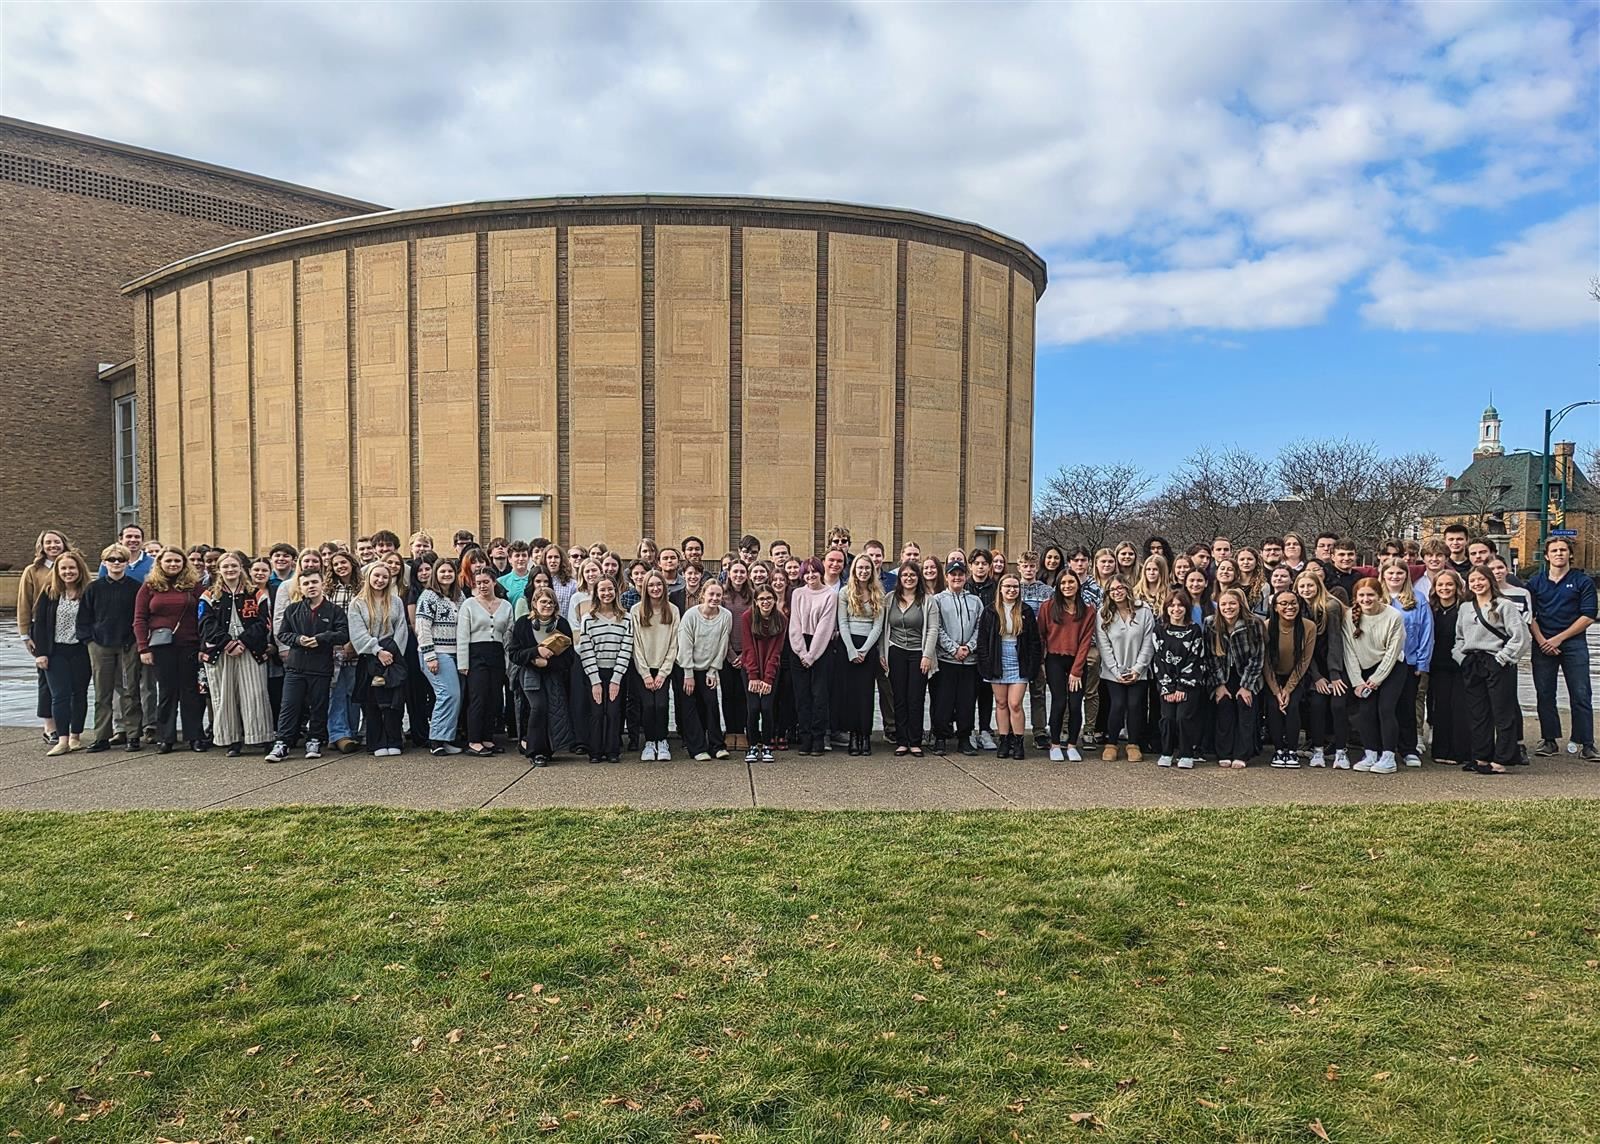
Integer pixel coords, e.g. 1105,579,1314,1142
674,1097,706,1116
995,989,1008,998
1116,1077,1137,1092
1197,1098,1220,1109
446,1028,464,1044
1070,1110,1106,1129
1308,1119,1330,1141
149,1032,161,1042
912,993,928,1003
95,1000,112,1012
1325,1064,1340,1082
1371,1071,1392,1081
244,1045,262,1057
409,1036,427,1053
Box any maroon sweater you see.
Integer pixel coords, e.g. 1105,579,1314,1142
133,585,202,652
740,607,786,686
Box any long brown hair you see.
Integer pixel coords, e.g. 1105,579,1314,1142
750,585,783,638
145,546,200,593
1207,587,1256,655
45,550,91,599
635,570,675,628
992,573,1023,635
32,530,70,570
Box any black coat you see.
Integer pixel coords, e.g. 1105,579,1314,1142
198,588,273,660
975,606,1042,681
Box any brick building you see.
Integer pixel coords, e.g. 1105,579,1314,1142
0,116,381,567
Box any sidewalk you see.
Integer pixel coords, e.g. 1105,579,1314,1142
2,722,1596,812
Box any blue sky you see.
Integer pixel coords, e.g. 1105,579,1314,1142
3,0,1596,486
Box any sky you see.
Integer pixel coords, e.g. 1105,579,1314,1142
2,0,1596,483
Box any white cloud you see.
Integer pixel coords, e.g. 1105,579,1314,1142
1362,207,1598,331
0,0,1593,343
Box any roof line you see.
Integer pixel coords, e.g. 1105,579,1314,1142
119,193,1048,296
97,358,136,380
0,115,386,213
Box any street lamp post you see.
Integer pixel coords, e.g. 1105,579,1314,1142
1541,400,1600,558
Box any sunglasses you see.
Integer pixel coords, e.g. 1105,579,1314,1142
105,557,128,564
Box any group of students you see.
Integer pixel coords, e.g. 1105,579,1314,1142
15,519,1595,777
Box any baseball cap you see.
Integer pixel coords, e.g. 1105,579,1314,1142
946,559,967,574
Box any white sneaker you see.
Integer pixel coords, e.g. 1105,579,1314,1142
1371,751,1398,774
641,741,657,762
1157,755,1173,768
1308,748,1326,768
693,752,712,762
745,747,760,763
1352,751,1377,772
978,730,997,751
1333,749,1351,769
1279,753,1300,768
1048,745,1064,762
1403,753,1422,767
1177,757,1194,769
656,740,672,761
304,739,322,759
1066,745,1083,762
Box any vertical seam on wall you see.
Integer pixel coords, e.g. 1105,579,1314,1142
958,252,971,550
814,227,830,556
641,222,656,541
208,278,219,544
292,259,306,543
345,249,358,544
144,291,157,535
175,290,185,545
728,225,743,548
556,223,570,544
893,238,908,556
476,231,491,539
407,238,420,535
1003,270,1014,552
244,270,257,554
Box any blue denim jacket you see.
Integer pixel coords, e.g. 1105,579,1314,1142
1389,596,1434,669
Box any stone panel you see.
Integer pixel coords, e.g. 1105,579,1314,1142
1009,272,1036,550
487,228,558,533
740,227,816,545
178,283,213,544
903,241,964,556
655,225,730,545
210,270,252,552
965,255,1009,547
567,225,642,545
299,251,350,545
415,235,478,538
826,233,896,545
151,292,181,545
354,242,410,535
250,261,297,548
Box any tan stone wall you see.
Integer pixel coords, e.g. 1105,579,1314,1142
1008,271,1035,551
299,251,351,545
965,256,1010,544
826,233,897,548
902,242,964,557
487,229,558,537
415,235,479,539
354,242,410,535
151,292,181,544
250,261,297,547
178,283,213,543
211,271,252,552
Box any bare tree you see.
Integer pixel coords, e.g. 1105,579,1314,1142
1148,446,1281,548
1032,462,1154,552
1586,443,1600,486
1276,438,1443,548
1441,474,1510,536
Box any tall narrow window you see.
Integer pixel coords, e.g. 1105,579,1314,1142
114,395,138,527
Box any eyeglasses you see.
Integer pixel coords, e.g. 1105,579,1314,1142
104,557,127,564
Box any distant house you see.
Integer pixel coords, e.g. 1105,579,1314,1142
1422,405,1598,571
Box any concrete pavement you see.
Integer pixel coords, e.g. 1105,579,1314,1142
1,721,1597,812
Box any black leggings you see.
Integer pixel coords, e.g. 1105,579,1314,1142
840,654,879,734
744,677,776,745
1351,666,1405,754
1103,679,1148,743
465,642,507,743
637,671,671,740
521,685,553,758
1044,654,1085,744
587,666,623,757
152,643,204,745
887,646,928,747
1394,668,1421,756
1265,675,1307,751
43,642,92,735
1305,679,1349,750
792,656,831,743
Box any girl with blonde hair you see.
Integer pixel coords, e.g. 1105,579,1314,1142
32,548,93,755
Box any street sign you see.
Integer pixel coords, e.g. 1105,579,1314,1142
1551,528,1578,538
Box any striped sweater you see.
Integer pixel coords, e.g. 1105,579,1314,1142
578,612,634,683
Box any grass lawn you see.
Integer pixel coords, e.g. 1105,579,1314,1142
1,803,1597,1143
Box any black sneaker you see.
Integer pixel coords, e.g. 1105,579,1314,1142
1582,744,1600,762
264,741,289,763
1034,733,1050,750
126,737,142,752
1534,739,1560,757
86,739,110,754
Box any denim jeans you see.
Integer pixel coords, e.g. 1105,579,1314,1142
328,662,359,743
424,652,462,742
1532,635,1594,747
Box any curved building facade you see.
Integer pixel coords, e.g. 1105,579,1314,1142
124,195,1045,557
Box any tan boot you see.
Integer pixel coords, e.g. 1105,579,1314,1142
1101,744,1119,761
1126,744,1143,763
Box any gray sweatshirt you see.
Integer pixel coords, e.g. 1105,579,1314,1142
1452,597,1529,666
348,595,409,656
677,606,732,671
837,591,886,661
1094,603,1156,679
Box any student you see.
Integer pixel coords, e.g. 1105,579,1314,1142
1343,577,1406,774
1490,556,1533,625
930,559,983,756
1442,523,1472,578
977,573,1043,759
1182,569,1213,624
1040,545,1066,586
409,530,435,558
1133,555,1170,616
881,561,939,758
669,562,705,616
1235,547,1265,603
405,554,440,748
565,557,604,629
1095,577,1156,762
1426,569,1472,767
1295,571,1348,769
577,577,632,764
32,548,93,756
1454,566,1528,775
629,570,679,762
1170,553,1193,587
738,534,763,567
133,547,205,755
81,543,144,752
416,558,464,755
741,585,787,763
1312,532,1338,568
498,540,533,601
1262,591,1316,768
1527,537,1597,759
323,551,363,753
1258,564,1295,619
1152,592,1210,769
485,538,512,579
1018,551,1054,748
1380,558,1433,767
197,551,274,756
349,562,409,757
507,587,576,766
721,560,754,748
1213,557,1242,598
1114,542,1139,579
769,567,798,750
1037,570,1095,761
678,580,732,761
542,545,578,616
920,555,946,596
451,529,477,558
1260,536,1285,570
18,529,69,746
100,524,154,583
457,566,512,757
768,538,791,564
834,555,887,756
787,559,837,756
265,569,347,763
1142,536,1175,566
657,546,685,594
1206,588,1264,769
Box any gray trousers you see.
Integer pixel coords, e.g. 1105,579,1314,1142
89,642,143,741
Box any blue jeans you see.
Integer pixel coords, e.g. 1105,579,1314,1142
424,652,462,742
1532,636,1593,747
329,662,359,743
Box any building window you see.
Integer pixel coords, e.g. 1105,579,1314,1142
114,395,138,527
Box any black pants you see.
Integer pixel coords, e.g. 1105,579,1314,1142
1044,654,1085,745
44,642,92,735
1395,668,1421,756
1351,666,1405,754
679,668,724,756
1104,679,1148,743
776,649,798,739
623,669,643,746
36,666,51,719
363,696,405,752
521,685,553,758
465,641,506,744
405,639,433,745
1265,675,1307,751
1428,667,1472,761
1159,691,1203,757
976,674,994,735
744,677,776,746
152,643,204,745
638,671,672,740
931,663,978,739
1305,681,1348,750
1465,658,1520,766
825,637,847,737
887,646,928,747
1215,693,1258,760
840,653,879,734
792,656,831,744
277,670,330,744
719,663,746,739
588,666,623,758
877,664,897,741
